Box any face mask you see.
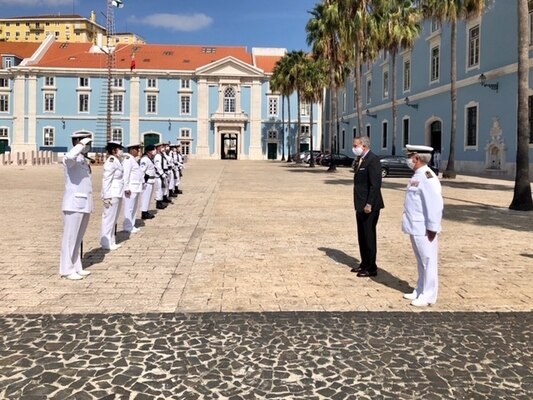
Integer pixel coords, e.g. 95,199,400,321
352,146,363,157
116,149,124,158
406,158,416,170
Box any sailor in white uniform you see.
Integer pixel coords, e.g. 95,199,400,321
59,132,93,280
122,143,144,233
402,145,444,307
139,144,157,219
100,141,124,250
153,143,168,209
175,143,184,194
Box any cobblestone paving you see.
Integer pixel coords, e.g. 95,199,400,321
0,312,531,399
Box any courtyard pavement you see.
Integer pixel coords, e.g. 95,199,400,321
0,160,531,398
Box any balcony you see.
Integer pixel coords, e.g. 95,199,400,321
29,24,44,32
210,111,249,124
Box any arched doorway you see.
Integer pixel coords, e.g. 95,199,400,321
430,121,442,151
143,133,160,147
221,133,238,159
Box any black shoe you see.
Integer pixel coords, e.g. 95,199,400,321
356,269,377,277
176,189,183,194
350,266,364,273
156,201,166,210
141,211,154,220
163,196,173,204
169,191,178,197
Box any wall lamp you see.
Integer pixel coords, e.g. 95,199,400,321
61,117,65,129
479,73,498,93
405,97,418,109
366,109,377,118
168,119,172,131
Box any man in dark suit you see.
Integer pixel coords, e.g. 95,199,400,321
352,136,384,277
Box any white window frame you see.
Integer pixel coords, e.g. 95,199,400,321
300,101,310,117
0,126,9,138
181,141,191,155
111,127,123,142
0,77,10,88
112,77,123,88
43,126,54,146
223,87,236,113
464,101,479,149
366,78,372,105
79,77,89,87
147,78,157,89
44,92,55,112
4,58,12,69
300,124,310,138
78,93,89,113
44,76,55,87
403,57,411,93
466,18,481,71
430,18,441,33
268,96,278,117
146,94,157,114
382,68,389,99
342,90,346,113
112,94,123,113
180,128,191,139
181,79,190,89
180,95,191,115
0,94,9,113
430,43,440,83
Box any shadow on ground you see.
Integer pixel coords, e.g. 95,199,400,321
318,247,413,294
443,204,532,232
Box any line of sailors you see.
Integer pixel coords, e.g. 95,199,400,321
59,132,185,280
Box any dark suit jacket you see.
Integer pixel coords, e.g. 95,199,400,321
353,150,385,212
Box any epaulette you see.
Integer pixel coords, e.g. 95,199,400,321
425,170,434,179
124,155,130,159
108,156,114,162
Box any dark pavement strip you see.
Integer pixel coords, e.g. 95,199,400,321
0,312,531,399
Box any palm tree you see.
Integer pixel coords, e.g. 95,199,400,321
271,54,295,162
422,0,486,179
299,58,329,167
306,0,347,172
510,0,533,210
287,50,309,163
374,0,421,155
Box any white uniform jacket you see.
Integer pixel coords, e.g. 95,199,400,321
122,155,144,193
153,153,165,178
140,155,156,183
62,143,93,213
102,155,124,199
402,165,443,236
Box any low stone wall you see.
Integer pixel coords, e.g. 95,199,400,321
1,151,59,166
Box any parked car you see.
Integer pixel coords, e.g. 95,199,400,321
320,153,355,167
379,155,439,177
303,150,323,163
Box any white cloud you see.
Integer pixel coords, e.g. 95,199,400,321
129,13,213,32
0,0,74,6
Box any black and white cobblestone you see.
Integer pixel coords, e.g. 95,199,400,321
0,312,531,399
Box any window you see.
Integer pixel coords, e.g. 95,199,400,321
0,78,8,88
147,78,157,88
383,70,389,98
528,96,533,144
352,127,357,141
342,91,347,112
112,78,123,88
268,130,278,140
181,141,190,155
466,105,478,147
366,125,371,138
79,77,89,87
78,94,89,113
147,94,157,114
366,78,372,104
301,125,310,137
181,95,191,115
382,122,388,149
431,45,440,82
0,94,8,112
342,129,346,150
0,127,7,137
403,118,410,148
43,127,54,146
403,59,411,92
111,128,122,142
223,87,236,113
45,76,55,86
300,101,310,116
181,79,190,89
468,25,480,68
353,88,357,109
180,128,191,138
44,93,55,112
431,18,441,33
4,58,12,69
113,94,123,113
268,96,278,117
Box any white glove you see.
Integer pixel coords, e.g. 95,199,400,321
80,137,92,146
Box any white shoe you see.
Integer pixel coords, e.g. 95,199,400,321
61,273,84,280
411,298,434,307
102,244,122,251
78,270,91,277
403,292,417,300
131,227,140,233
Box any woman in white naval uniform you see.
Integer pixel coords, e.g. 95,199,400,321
59,133,93,280
100,141,124,250
139,144,157,219
402,145,444,307
122,143,144,233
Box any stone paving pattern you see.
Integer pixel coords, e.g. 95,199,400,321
0,312,531,399
0,160,532,398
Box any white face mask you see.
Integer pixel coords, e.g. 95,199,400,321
352,146,363,157
406,157,416,170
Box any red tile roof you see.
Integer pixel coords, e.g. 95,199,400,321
0,42,41,59
255,55,282,74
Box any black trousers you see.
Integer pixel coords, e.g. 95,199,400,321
356,210,380,273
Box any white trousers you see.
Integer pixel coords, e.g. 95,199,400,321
169,170,175,191
410,234,439,304
100,197,122,248
59,211,90,276
123,192,140,231
154,177,163,200
175,169,181,188
141,183,154,212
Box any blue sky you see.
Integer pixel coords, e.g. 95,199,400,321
1,0,319,50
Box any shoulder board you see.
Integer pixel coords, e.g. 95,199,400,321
108,156,114,162
425,170,434,179
124,155,130,159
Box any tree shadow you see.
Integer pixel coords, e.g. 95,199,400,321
443,204,532,232
520,253,533,259
318,247,414,294
440,180,514,192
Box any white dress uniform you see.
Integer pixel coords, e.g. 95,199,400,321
164,151,175,193
100,154,124,249
172,149,181,189
140,153,156,213
59,142,93,278
402,164,443,304
122,154,144,232
153,152,165,201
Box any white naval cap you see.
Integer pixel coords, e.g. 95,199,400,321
406,144,433,155
105,141,124,150
126,142,142,148
71,132,92,138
